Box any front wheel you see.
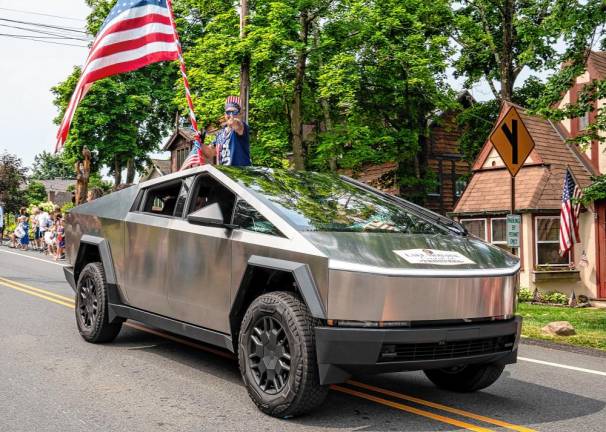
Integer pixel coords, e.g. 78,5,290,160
424,363,505,392
238,291,328,418
75,262,122,343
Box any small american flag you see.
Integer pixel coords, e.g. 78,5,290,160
56,0,179,151
559,169,583,256
181,139,204,170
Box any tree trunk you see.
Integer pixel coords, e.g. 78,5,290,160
126,158,136,184
500,0,515,101
113,157,122,186
290,12,310,171
320,98,337,171
239,0,250,123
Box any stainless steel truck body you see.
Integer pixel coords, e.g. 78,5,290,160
63,165,521,417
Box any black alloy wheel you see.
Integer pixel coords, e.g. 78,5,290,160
78,275,98,330
248,316,292,394
75,262,123,343
238,291,328,418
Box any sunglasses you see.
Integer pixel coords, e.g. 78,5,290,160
225,109,240,116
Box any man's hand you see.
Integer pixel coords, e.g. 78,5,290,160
227,117,245,135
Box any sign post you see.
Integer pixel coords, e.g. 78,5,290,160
489,106,536,250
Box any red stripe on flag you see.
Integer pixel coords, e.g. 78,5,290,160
86,32,176,65
89,14,172,55
83,50,179,86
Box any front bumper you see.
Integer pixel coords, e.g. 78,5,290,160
315,316,522,384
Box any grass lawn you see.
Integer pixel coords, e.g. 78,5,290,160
517,303,606,351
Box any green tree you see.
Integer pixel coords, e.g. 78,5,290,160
0,152,27,214
30,151,75,180
24,181,47,205
452,0,564,102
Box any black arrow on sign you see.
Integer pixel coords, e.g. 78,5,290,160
501,119,518,164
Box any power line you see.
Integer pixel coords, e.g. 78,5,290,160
0,33,88,48
0,17,87,34
0,7,85,23
0,23,90,41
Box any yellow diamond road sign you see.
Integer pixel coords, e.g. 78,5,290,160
489,106,535,177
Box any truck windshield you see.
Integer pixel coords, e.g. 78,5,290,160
219,167,448,234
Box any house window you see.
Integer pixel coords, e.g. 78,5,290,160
535,216,570,266
461,218,487,240
579,111,589,130
175,145,192,169
491,218,518,255
455,178,467,198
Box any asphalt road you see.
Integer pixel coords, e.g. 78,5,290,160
0,247,605,432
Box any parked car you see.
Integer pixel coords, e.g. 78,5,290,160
63,165,521,417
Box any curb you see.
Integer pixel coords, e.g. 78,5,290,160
521,336,606,358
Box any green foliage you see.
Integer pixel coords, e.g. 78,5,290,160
35,201,57,214
518,287,533,303
24,181,47,205
452,0,562,101
579,175,606,205
30,151,74,180
0,152,27,214
88,173,113,193
61,202,75,214
543,291,569,305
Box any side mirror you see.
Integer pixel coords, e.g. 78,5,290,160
187,203,225,226
187,203,239,230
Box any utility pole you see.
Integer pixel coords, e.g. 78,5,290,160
239,0,250,123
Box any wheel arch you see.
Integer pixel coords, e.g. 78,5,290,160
229,256,326,350
74,235,117,286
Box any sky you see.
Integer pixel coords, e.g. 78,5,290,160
0,1,540,171
0,0,91,167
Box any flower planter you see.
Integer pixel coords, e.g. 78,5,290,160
531,270,580,283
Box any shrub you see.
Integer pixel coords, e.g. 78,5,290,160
518,287,533,303
543,291,568,305
61,202,74,214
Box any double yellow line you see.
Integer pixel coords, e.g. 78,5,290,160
0,275,535,432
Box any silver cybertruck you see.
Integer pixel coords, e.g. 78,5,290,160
63,165,521,418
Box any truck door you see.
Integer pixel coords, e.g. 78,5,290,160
123,177,192,316
165,174,234,334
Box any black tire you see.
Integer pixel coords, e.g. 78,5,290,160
75,262,122,343
238,291,328,418
424,363,505,392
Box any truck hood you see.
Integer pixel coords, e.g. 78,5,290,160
301,232,519,276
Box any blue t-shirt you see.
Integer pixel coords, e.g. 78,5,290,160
213,123,251,166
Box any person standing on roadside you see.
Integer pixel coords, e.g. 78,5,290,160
201,95,251,166
0,201,4,246
36,207,51,252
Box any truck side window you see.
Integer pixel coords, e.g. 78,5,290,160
188,175,236,224
232,199,284,236
141,181,183,216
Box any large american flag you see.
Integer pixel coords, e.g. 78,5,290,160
56,0,180,151
559,169,583,256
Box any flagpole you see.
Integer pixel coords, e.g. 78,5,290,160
166,0,205,164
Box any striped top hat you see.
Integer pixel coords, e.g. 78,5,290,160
225,95,241,111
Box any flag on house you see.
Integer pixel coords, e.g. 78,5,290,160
559,169,583,255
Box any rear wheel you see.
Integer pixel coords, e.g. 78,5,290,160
424,363,505,392
75,262,122,343
238,291,328,418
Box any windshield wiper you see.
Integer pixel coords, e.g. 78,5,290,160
340,176,468,236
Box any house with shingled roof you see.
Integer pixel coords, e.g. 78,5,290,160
452,98,605,300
